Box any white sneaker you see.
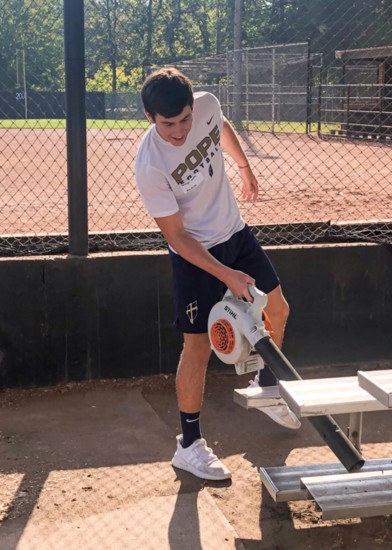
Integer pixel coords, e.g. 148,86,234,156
248,375,301,430
260,404,301,430
248,375,280,398
172,436,231,481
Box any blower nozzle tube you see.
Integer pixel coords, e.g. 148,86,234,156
255,336,365,473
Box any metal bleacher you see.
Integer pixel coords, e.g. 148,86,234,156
234,370,392,520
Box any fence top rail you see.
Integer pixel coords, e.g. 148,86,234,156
324,83,392,88
230,42,309,54
336,46,392,60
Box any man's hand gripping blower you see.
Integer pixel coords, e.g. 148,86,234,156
208,285,365,473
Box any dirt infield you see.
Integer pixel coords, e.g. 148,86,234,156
1,127,392,236
1,370,392,549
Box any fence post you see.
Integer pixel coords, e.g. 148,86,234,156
245,49,249,131
232,0,242,125
271,47,276,134
16,49,28,119
346,84,351,135
64,0,88,256
306,38,312,134
226,49,231,120
317,69,323,138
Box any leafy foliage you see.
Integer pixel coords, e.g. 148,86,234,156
0,0,64,90
0,0,391,92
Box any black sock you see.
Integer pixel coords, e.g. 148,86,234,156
180,411,202,448
258,366,278,387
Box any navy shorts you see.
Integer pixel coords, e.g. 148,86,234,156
169,224,280,333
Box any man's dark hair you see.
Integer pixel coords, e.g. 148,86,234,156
141,67,194,120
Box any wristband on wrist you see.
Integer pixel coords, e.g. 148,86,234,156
238,163,250,169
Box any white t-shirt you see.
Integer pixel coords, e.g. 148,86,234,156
135,91,244,249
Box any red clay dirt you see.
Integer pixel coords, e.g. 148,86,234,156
1,128,391,237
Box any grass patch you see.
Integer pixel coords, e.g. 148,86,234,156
0,119,151,130
1,118,339,134
239,121,340,134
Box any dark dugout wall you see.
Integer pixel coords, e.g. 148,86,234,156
0,90,105,119
0,244,391,388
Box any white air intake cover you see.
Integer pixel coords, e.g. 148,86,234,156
208,286,269,365
208,296,251,364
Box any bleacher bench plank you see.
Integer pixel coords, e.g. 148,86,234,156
259,458,392,504
301,470,392,520
278,376,388,418
233,386,285,410
358,370,392,408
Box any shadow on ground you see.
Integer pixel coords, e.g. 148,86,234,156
0,367,391,549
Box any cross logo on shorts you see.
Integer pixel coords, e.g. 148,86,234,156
186,301,198,325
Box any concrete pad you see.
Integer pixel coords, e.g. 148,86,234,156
0,386,175,468
1,491,244,550
0,385,243,549
3,373,392,549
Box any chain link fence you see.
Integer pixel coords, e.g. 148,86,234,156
0,1,392,256
2,2,392,547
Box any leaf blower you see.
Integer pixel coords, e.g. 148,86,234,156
208,285,365,473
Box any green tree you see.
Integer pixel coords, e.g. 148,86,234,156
0,0,63,91
85,0,153,88
86,0,128,92
86,64,142,90
1,0,391,95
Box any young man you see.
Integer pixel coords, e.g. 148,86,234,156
135,67,300,482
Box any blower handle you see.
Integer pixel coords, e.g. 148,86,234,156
223,284,268,310
247,285,269,329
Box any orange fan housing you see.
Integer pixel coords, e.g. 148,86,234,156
209,318,236,355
